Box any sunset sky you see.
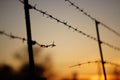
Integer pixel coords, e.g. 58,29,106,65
0,0,120,79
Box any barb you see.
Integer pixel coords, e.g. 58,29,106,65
0,30,56,48
19,0,120,51
65,0,120,37
70,60,120,68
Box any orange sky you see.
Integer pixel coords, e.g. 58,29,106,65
0,0,120,79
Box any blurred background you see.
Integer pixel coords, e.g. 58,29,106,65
0,0,120,80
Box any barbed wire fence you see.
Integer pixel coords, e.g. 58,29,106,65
18,1,120,79
64,0,120,37
0,0,120,80
19,0,120,51
64,0,120,80
0,30,56,48
70,60,120,68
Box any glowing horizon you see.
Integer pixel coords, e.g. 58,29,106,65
0,0,120,79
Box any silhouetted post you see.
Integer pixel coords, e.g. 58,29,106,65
95,21,107,80
24,0,35,79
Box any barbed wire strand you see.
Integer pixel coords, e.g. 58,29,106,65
18,0,120,51
0,30,56,48
70,60,120,68
70,60,101,68
64,0,120,37
106,61,120,67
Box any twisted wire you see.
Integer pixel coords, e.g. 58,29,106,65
70,60,120,68
19,0,120,51
0,30,56,48
65,0,120,37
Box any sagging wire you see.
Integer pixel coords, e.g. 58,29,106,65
70,60,101,68
70,60,120,68
106,61,120,67
19,0,120,51
64,0,120,37
0,30,56,48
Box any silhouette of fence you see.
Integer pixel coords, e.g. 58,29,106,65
70,60,120,68
0,0,120,80
19,0,120,51
64,0,120,37
0,30,56,48
64,0,120,80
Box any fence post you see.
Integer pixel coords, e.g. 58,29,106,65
95,20,107,80
24,0,35,79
